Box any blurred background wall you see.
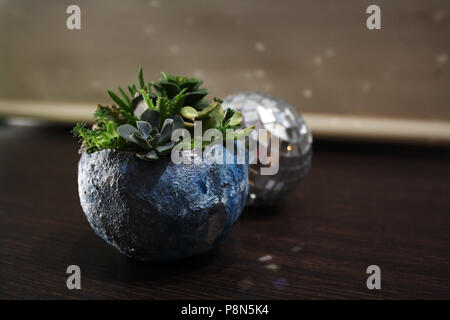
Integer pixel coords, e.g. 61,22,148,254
0,0,449,123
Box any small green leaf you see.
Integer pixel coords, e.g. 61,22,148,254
108,90,131,112
171,88,187,115
172,115,185,130
128,85,135,97
159,80,180,98
139,89,156,111
184,89,208,106
228,111,243,127
136,121,152,139
118,87,131,108
161,72,178,83
179,78,203,91
118,124,138,142
146,81,152,93
106,121,118,138
197,101,221,119
201,102,225,130
156,96,170,122
138,67,145,89
131,132,152,150
137,150,159,160
157,118,174,144
225,125,255,141
140,109,160,130
155,141,175,154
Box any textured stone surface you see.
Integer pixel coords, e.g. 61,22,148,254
223,92,312,206
78,148,248,261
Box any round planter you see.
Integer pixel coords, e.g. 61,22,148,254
78,148,248,261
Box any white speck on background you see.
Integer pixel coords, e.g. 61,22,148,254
185,16,195,26
436,53,448,65
255,41,266,52
265,263,279,270
193,69,204,78
262,83,273,92
361,81,371,93
258,255,272,262
144,25,155,35
325,47,335,58
303,88,313,98
291,245,302,252
313,56,323,66
255,68,266,78
432,10,446,22
238,278,254,291
169,44,180,55
149,0,160,8
89,80,102,89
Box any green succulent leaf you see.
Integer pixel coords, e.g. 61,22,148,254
157,118,174,144
159,79,180,97
137,150,159,160
139,89,156,111
156,96,170,122
136,121,152,139
171,88,187,115
118,124,138,142
108,90,131,113
225,125,255,141
172,115,185,130
128,85,136,97
180,106,198,121
118,87,131,109
201,103,225,130
161,72,177,83
155,141,176,154
184,89,208,106
106,121,119,138
228,111,243,127
140,109,160,129
197,101,221,119
179,78,203,92
131,132,152,150
74,67,254,160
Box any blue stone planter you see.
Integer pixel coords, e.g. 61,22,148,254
78,148,248,261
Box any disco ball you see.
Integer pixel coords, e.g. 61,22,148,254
223,92,312,206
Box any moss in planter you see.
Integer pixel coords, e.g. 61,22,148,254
78,147,248,261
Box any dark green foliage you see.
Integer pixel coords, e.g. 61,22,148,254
118,110,184,160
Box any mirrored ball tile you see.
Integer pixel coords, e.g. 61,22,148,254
223,92,312,206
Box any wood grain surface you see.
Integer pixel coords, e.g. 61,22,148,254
0,123,449,299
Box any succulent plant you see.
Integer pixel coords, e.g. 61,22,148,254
180,102,254,140
73,67,254,159
118,109,184,160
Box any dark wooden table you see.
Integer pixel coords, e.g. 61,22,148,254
0,123,449,299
